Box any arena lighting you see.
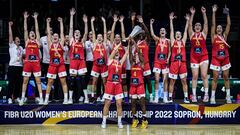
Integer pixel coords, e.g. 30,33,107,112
51,0,58,2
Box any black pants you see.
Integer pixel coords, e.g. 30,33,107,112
85,61,93,87
7,66,23,99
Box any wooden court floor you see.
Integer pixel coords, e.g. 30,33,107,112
0,124,239,135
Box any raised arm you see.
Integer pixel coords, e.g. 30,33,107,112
150,19,159,41
90,16,96,43
223,5,231,39
188,7,195,38
101,17,107,44
211,4,218,42
23,11,29,42
201,6,208,37
129,39,134,65
120,45,129,65
32,12,40,45
137,15,150,41
69,8,75,39
82,14,88,43
58,17,65,47
169,12,176,46
108,43,121,63
119,15,126,40
182,14,190,44
110,14,118,43
8,21,13,44
131,12,136,29
46,18,52,48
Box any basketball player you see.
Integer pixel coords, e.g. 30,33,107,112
168,12,190,103
210,5,232,104
150,19,171,103
90,16,108,102
110,14,128,102
129,39,148,129
68,8,89,104
101,42,129,129
19,12,43,106
188,6,209,102
44,17,68,105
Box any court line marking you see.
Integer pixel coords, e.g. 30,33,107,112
127,124,130,135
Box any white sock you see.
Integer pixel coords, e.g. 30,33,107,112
204,88,209,95
192,88,196,96
64,93,68,100
169,93,173,98
21,92,25,99
163,92,167,99
211,90,216,98
226,89,230,97
69,91,73,99
83,89,88,99
155,90,158,98
150,93,153,98
39,93,43,99
45,94,49,101
91,92,94,98
103,115,107,123
118,116,122,123
184,92,188,98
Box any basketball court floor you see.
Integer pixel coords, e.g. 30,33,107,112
0,124,239,135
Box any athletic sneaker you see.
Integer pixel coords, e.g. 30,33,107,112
63,99,68,105
8,98,13,104
168,97,173,103
84,98,89,104
19,98,24,106
118,122,123,129
226,96,232,104
163,97,169,103
191,95,197,103
38,98,44,105
97,97,102,102
68,98,73,104
15,98,21,103
210,97,216,104
79,96,84,102
141,120,148,129
149,95,154,103
203,95,209,102
131,119,139,128
154,97,159,103
43,99,49,105
101,122,106,129
184,97,190,103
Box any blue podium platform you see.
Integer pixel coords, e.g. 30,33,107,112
0,103,239,124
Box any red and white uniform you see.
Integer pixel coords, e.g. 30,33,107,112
47,43,67,79
22,40,41,77
153,38,170,74
91,44,108,78
130,63,145,99
112,43,126,78
103,60,124,100
169,40,187,79
190,32,209,68
69,40,87,75
210,35,231,71
137,40,151,76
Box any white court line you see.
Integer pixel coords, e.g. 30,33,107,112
127,124,130,135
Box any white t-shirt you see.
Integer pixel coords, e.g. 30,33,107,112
40,36,50,64
85,40,93,61
9,43,23,66
63,45,70,64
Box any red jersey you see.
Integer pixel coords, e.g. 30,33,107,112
70,40,84,60
171,40,186,62
107,60,122,82
49,43,64,66
154,38,170,64
93,44,107,66
131,63,144,86
137,40,149,63
111,43,125,58
212,35,229,58
25,40,40,62
190,32,208,56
